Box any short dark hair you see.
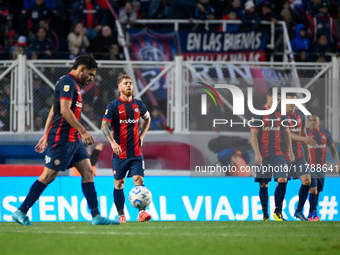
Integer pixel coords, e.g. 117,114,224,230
72,54,98,70
267,86,281,96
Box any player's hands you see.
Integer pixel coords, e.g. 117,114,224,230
288,150,295,163
81,131,95,146
95,142,104,151
35,135,47,153
111,142,122,156
305,136,317,146
255,153,262,165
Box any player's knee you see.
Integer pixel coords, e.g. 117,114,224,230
114,179,125,189
81,167,94,182
277,178,287,183
259,182,269,188
133,175,144,186
302,178,311,186
309,187,317,194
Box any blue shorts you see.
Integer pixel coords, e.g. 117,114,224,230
254,155,289,183
310,178,325,192
287,157,310,179
112,157,145,180
44,141,89,171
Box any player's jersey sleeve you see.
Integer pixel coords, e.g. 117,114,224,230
249,113,262,130
326,129,334,146
139,101,150,120
103,102,115,122
57,79,76,102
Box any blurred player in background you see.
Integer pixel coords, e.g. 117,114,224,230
12,54,118,226
250,86,294,221
283,93,316,221
307,114,339,221
101,74,151,223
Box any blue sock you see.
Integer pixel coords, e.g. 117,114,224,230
19,180,47,214
81,182,100,217
309,193,318,214
114,188,125,215
259,187,268,215
274,182,287,212
296,184,309,212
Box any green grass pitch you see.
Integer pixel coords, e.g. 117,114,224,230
1,221,340,255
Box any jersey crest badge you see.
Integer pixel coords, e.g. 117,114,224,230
64,85,70,92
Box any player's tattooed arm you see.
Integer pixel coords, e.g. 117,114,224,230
101,120,122,155
101,120,114,143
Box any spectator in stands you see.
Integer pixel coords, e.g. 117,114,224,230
69,0,107,40
280,8,297,39
10,36,31,59
291,24,311,61
194,0,215,20
260,1,278,24
150,106,166,130
148,0,171,19
24,0,55,9
0,0,10,48
30,27,57,59
295,49,309,62
311,34,333,61
229,0,244,19
241,1,260,30
103,42,125,60
219,10,240,32
306,0,322,22
89,25,115,60
39,19,60,51
335,7,340,51
67,22,90,59
308,1,336,49
19,0,56,40
119,1,137,29
193,0,215,31
133,0,142,19
166,0,204,21
139,0,151,19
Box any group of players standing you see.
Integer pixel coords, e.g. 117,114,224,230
10,54,339,225
251,86,339,221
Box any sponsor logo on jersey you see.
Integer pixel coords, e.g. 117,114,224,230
262,126,280,131
54,159,61,166
290,127,301,133
119,118,140,124
64,85,70,92
308,144,327,149
135,108,139,113
76,101,82,108
105,109,108,115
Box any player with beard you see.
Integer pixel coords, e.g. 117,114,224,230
101,74,151,223
12,54,119,226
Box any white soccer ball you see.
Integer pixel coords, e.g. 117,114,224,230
128,186,152,209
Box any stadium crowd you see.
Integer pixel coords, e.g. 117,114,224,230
0,0,339,61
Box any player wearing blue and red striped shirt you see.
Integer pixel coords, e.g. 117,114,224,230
12,54,118,226
283,93,317,221
101,74,151,223
307,114,339,221
250,86,294,221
